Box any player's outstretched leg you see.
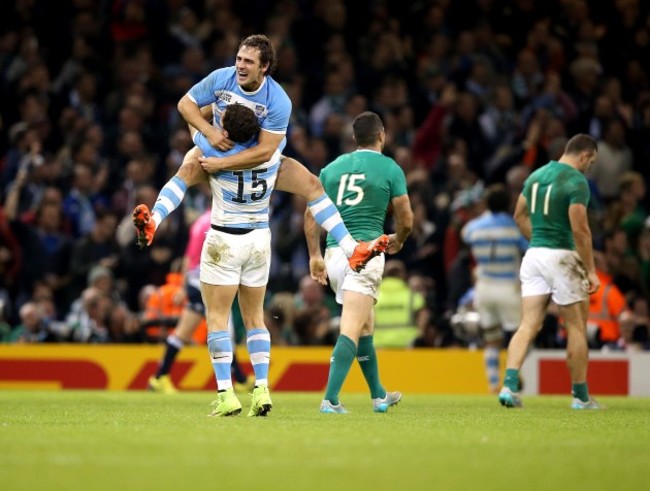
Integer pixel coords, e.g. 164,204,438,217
134,148,205,248
349,234,389,272
278,157,390,272
135,175,189,247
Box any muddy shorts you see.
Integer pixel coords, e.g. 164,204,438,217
199,227,271,287
520,247,589,305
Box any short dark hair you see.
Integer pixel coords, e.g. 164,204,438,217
485,183,509,213
564,133,598,155
222,104,260,143
352,111,384,147
239,34,276,75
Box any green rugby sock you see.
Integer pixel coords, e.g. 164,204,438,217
324,335,357,405
572,383,589,403
357,335,386,399
503,368,520,392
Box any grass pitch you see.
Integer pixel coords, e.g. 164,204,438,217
1,391,648,491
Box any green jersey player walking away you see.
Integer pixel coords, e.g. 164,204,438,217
305,111,414,413
499,134,602,410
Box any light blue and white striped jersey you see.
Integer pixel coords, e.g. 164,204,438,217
194,132,279,229
462,211,529,281
210,158,279,228
187,67,291,228
187,67,291,153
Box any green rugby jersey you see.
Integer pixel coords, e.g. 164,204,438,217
319,149,408,248
522,160,590,250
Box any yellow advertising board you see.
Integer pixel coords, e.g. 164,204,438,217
0,345,492,393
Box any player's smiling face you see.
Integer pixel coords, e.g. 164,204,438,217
235,46,268,91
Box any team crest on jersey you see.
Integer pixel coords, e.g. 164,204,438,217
254,104,265,117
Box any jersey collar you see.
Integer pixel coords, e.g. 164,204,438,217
239,76,267,96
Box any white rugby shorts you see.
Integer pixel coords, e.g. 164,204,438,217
324,247,384,304
520,247,589,305
474,279,521,335
199,228,271,287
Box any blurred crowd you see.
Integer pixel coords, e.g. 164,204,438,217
1,0,649,351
